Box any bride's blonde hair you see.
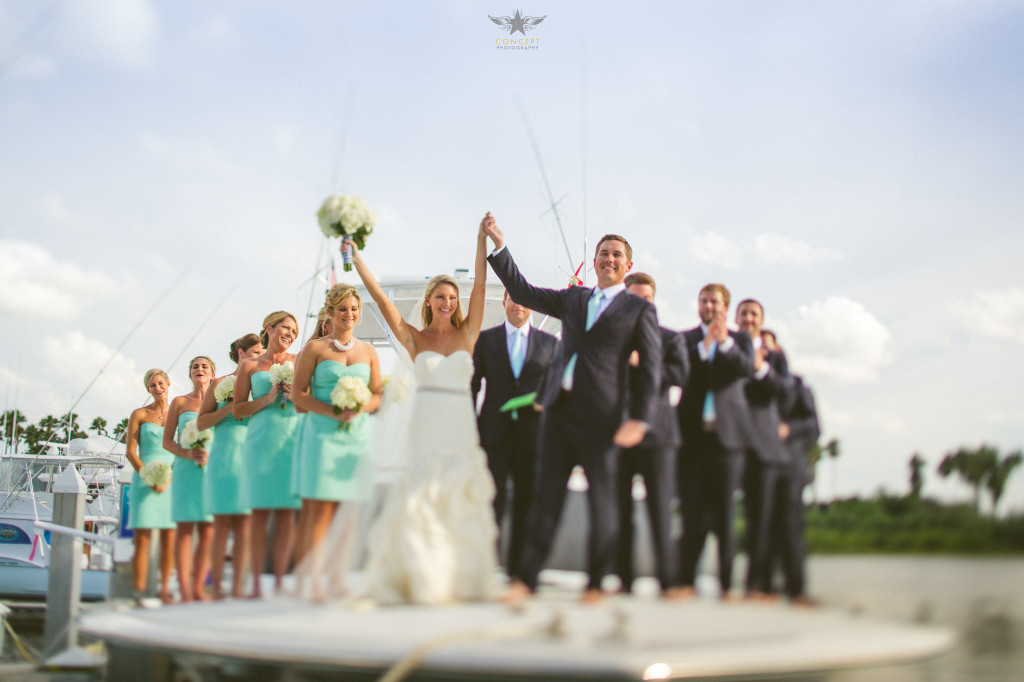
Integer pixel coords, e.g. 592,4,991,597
421,275,463,329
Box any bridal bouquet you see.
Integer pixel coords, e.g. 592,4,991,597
380,373,409,405
269,361,295,408
139,461,172,491
330,375,372,430
179,422,213,467
213,375,236,403
316,194,376,271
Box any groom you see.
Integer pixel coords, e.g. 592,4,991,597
483,214,662,603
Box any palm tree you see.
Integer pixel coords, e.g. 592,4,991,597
112,418,129,442
908,452,925,498
937,444,1021,515
89,416,109,437
808,438,840,504
2,409,28,452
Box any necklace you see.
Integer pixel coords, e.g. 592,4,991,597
331,335,356,352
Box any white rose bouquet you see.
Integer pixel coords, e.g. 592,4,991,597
269,361,295,409
179,421,213,467
213,375,236,403
380,373,409,405
139,461,172,491
316,194,376,271
330,375,372,431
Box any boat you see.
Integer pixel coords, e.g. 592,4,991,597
0,435,128,601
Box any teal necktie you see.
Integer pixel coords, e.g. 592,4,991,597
510,328,525,379
702,341,717,424
563,289,604,389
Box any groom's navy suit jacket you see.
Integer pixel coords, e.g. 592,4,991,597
488,247,662,449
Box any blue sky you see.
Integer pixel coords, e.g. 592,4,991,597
1,1,1023,511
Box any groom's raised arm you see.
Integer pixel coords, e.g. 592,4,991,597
487,246,567,320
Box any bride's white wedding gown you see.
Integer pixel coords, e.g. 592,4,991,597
362,350,499,605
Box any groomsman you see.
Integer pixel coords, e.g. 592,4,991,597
769,366,820,605
615,273,689,596
483,215,662,604
471,291,558,577
734,299,793,599
676,284,754,599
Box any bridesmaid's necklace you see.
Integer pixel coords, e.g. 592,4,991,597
331,334,355,352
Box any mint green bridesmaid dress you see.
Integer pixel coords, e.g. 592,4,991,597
295,361,372,501
241,371,301,510
204,400,251,515
171,411,213,523
128,422,175,530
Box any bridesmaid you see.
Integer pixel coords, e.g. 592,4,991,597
234,311,302,597
292,284,382,598
125,369,177,603
163,356,216,602
197,333,263,599
307,306,333,343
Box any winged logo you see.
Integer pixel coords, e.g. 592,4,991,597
488,9,547,36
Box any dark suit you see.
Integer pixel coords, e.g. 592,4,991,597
488,247,662,591
471,322,557,576
676,326,755,593
765,375,819,597
741,346,793,594
616,326,688,592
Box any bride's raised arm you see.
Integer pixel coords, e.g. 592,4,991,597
463,214,490,347
346,238,417,355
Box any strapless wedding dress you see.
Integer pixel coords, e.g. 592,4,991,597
361,350,499,605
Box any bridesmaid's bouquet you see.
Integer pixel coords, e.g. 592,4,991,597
330,376,372,431
139,461,172,491
316,194,376,271
213,375,236,403
269,361,295,409
179,421,213,467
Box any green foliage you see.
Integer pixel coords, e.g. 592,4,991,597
806,494,1024,555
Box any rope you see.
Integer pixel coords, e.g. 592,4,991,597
3,618,40,664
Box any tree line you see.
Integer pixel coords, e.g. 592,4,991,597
1,409,129,453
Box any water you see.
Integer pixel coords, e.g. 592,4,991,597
808,555,1024,681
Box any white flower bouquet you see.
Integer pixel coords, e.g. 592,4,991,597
214,375,236,403
380,373,409,405
139,461,172,491
330,375,372,430
316,194,376,271
269,361,295,409
179,421,213,467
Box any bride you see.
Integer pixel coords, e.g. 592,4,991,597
341,214,498,604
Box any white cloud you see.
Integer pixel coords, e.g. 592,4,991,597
0,241,118,320
187,12,241,52
691,231,743,271
58,0,159,70
777,296,891,383
955,287,1024,343
691,231,842,271
40,332,142,419
752,233,844,266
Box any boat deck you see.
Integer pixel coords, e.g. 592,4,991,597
79,573,954,681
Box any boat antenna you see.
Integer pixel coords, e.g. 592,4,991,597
50,269,188,444
580,40,589,285
164,283,238,374
514,97,576,270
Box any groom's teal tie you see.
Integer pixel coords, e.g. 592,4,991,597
562,289,605,390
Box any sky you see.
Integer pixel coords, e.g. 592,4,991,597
1,1,1022,511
